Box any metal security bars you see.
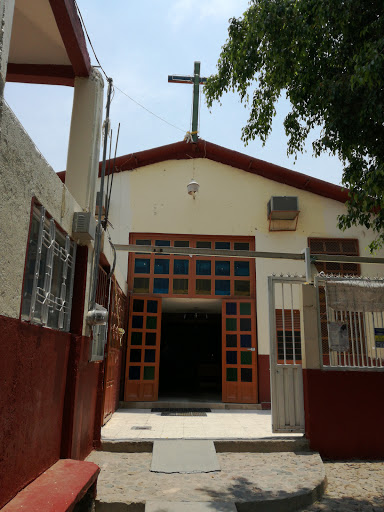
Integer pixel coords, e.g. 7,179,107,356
315,275,384,369
21,205,76,332
268,276,305,433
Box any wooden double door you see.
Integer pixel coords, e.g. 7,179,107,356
124,296,258,403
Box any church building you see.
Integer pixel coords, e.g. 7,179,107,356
104,138,382,407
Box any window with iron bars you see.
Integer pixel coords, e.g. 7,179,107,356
308,237,360,357
21,204,77,331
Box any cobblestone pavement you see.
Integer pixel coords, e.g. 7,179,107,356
302,461,384,511
87,451,324,506
101,409,301,440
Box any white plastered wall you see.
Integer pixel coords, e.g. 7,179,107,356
104,157,384,355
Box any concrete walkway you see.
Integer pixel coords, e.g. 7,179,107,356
101,409,302,441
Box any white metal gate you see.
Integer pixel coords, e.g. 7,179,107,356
268,276,305,433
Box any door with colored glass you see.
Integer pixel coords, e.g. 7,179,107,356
124,296,161,401
222,299,258,403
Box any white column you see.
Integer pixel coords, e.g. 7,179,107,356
301,283,321,369
0,0,15,107
65,67,104,213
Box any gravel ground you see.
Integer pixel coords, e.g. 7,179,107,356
302,461,384,511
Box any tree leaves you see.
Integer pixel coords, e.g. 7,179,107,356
205,0,384,251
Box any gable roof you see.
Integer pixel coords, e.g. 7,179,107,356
57,139,348,203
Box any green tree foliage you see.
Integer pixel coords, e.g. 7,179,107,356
205,0,384,251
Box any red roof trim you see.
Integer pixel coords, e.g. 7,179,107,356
49,0,91,78
6,64,75,87
100,139,349,204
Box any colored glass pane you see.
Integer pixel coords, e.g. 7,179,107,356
174,240,189,247
155,259,170,274
240,334,252,348
240,318,252,331
144,349,156,363
129,366,140,380
144,366,155,380
235,280,251,296
241,368,252,382
226,368,237,382
136,239,151,245
215,261,230,276
130,349,141,363
234,261,250,276
215,241,230,249
215,280,230,295
134,258,150,274
226,302,237,315
145,332,156,346
133,299,144,312
226,351,237,364
132,316,143,329
234,242,250,251
174,260,189,275
196,279,211,295
147,300,158,313
241,352,252,365
146,316,157,329
131,332,142,345
155,240,171,246
154,278,169,294
226,334,237,347
173,278,188,294
226,318,236,331
196,260,211,275
240,303,251,315
196,241,211,248
133,278,149,293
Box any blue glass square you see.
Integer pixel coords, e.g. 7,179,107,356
129,366,140,380
240,334,252,348
154,278,169,294
234,261,250,276
215,280,230,295
226,351,237,364
215,261,230,276
174,259,189,275
196,260,211,275
226,302,237,315
215,241,230,250
147,300,158,313
132,316,143,329
155,258,170,274
155,240,171,246
134,258,150,274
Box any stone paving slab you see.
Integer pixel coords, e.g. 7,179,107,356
87,451,325,511
151,440,220,474
101,409,302,441
146,501,237,512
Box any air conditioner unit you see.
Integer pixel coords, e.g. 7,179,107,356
267,196,299,220
72,212,96,242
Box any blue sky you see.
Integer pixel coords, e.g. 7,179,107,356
5,0,343,184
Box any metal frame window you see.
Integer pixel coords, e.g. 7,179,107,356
21,204,77,331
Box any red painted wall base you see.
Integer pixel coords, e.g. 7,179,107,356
303,368,384,459
257,354,271,406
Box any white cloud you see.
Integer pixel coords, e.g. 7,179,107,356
168,0,249,27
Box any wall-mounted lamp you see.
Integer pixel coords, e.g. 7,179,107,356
187,179,199,199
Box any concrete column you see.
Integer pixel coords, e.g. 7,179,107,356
301,283,322,369
0,0,15,123
65,67,104,213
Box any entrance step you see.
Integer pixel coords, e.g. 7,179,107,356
120,401,262,411
101,438,310,454
87,451,325,512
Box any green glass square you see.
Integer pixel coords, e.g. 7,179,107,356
133,277,150,293
144,367,155,380
226,318,237,331
235,280,250,296
146,316,157,329
241,351,252,364
226,368,237,382
173,278,188,294
131,332,142,345
196,279,211,295
240,303,251,315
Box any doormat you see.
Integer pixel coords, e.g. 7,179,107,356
152,408,211,416
151,440,220,473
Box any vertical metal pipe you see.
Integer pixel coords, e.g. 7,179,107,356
192,62,200,142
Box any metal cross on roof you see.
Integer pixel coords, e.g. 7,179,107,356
168,61,207,143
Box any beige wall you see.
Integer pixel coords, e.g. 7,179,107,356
105,157,384,354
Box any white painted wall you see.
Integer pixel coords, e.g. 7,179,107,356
104,157,384,354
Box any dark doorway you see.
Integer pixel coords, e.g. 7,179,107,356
159,312,222,400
